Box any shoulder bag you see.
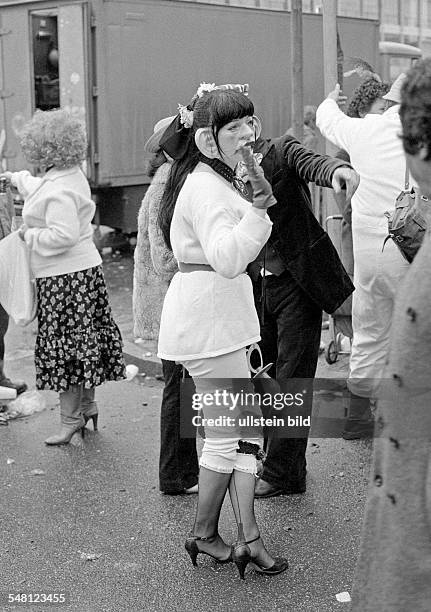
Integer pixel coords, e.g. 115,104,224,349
384,166,427,263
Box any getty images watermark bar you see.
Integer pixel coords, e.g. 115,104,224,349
179,377,431,439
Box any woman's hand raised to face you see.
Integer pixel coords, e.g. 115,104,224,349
239,145,276,210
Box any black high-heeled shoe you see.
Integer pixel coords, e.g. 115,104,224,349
232,535,256,579
185,533,232,567
83,414,98,431
232,534,288,579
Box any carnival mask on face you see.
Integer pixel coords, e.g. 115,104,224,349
159,82,252,159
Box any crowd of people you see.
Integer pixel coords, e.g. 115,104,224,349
1,56,431,604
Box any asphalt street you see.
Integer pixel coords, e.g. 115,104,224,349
0,252,372,612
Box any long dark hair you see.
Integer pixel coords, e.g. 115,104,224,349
158,88,254,249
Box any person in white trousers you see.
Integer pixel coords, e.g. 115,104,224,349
316,74,411,436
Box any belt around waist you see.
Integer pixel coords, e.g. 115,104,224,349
178,262,215,273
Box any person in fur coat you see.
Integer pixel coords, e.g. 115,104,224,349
133,159,176,340
133,118,199,495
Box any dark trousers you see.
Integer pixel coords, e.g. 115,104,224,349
0,304,9,362
159,359,199,493
253,272,322,490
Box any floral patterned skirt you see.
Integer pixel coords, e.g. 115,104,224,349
35,266,126,392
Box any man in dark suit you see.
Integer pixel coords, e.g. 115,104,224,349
250,134,358,497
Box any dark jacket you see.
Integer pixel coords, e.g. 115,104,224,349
254,135,354,314
0,189,14,241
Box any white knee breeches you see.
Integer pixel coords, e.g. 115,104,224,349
182,349,263,475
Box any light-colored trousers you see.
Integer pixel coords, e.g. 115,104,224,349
349,223,409,397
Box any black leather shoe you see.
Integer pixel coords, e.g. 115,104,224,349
255,479,305,498
255,480,284,498
232,534,288,579
185,533,232,566
250,557,289,575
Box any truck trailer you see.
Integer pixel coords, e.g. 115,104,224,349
0,0,422,236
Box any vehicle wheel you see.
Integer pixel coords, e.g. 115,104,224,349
325,340,338,364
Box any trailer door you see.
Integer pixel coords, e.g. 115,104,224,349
56,3,91,178
0,2,90,175
29,3,90,176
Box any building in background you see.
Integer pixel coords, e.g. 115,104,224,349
179,0,430,58
338,0,431,56
0,0,422,239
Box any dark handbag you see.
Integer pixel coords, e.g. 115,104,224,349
384,167,427,263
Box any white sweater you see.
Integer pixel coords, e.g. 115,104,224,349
11,166,101,278
157,167,272,361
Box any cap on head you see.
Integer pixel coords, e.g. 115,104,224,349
382,73,407,104
144,116,176,153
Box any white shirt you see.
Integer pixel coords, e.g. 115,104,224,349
316,100,412,233
157,168,272,361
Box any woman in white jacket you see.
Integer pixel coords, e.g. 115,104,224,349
3,110,125,445
157,84,288,579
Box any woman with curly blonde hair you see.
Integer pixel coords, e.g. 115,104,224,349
2,109,126,445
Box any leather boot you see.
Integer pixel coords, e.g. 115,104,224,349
0,385,17,400
342,391,374,440
45,386,85,445
0,359,27,396
81,387,98,430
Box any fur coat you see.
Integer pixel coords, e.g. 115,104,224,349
133,162,176,340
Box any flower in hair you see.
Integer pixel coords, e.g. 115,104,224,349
177,104,194,128
196,82,216,98
220,83,250,96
